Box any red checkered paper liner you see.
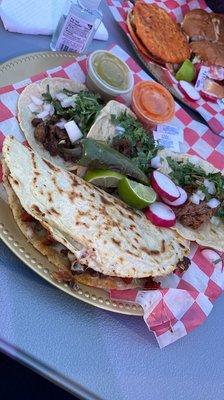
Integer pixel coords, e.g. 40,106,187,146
107,0,224,135
0,44,223,348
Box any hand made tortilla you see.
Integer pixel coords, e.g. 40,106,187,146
3,137,189,279
2,159,145,290
18,77,86,170
159,149,224,251
87,100,135,142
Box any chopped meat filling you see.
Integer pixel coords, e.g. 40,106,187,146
31,116,72,159
174,200,216,229
175,256,191,273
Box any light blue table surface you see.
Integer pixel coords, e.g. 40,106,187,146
0,2,224,400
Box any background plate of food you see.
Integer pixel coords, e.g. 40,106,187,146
107,0,224,135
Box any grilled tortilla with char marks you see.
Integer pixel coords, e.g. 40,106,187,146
3,137,190,288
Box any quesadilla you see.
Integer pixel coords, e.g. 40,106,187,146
18,77,103,171
158,149,224,251
3,137,190,290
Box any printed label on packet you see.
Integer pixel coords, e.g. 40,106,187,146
195,66,210,91
55,12,94,53
153,125,184,153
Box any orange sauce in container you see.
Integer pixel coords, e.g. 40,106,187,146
131,81,175,129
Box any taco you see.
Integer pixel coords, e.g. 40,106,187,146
3,137,190,290
158,149,224,251
18,77,103,171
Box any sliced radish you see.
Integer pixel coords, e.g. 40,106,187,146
200,248,223,270
145,202,176,228
178,81,201,101
162,186,187,206
150,156,161,169
36,110,50,119
207,198,220,208
28,102,40,113
200,90,218,103
150,171,180,202
30,95,43,106
64,120,83,143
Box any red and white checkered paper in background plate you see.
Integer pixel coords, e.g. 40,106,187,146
107,0,224,136
0,44,223,347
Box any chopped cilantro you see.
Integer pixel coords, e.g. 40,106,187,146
42,86,103,135
110,112,161,175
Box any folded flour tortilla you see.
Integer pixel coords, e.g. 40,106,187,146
2,137,190,289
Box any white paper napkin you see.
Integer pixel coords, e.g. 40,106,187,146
0,0,108,40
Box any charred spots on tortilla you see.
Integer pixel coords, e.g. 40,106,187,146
31,204,45,217
47,192,53,202
49,207,60,216
11,178,19,185
43,159,60,172
161,240,166,253
90,192,95,198
78,210,88,216
129,224,136,231
99,195,114,206
128,214,135,221
112,238,121,246
31,152,37,170
68,190,76,202
141,246,160,256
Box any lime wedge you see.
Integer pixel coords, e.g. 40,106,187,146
175,60,195,82
118,178,156,209
84,169,124,188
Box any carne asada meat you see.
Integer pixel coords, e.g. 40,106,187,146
175,256,191,273
174,200,216,229
32,116,72,159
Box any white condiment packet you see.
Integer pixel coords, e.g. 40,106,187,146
195,66,210,91
156,124,184,142
153,124,184,153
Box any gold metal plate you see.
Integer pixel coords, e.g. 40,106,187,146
0,51,142,316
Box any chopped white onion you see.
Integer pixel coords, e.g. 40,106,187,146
30,95,43,106
61,97,75,108
36,110,50,119
64,120,83,143
43,103,55,115
190,193,201,205
115,125,125,134
195,189,205,201
207,198,220,208
56,119,67,129
55,92,67,101
211,216,221,226
28,102,40,113
204,179,215,195
150,156,161,169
